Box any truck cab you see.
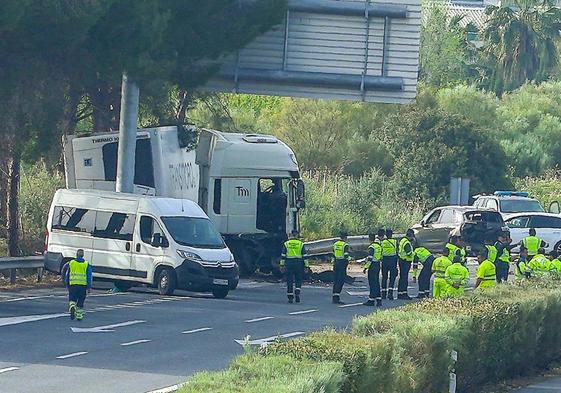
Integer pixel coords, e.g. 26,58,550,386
64,126,304,275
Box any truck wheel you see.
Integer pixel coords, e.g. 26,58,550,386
114,281,133,292
157,268,176,296
212,286,229,299
237,249,257,276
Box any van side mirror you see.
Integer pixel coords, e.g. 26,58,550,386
420,220,426,227
549,201,560,214
151,233,168,248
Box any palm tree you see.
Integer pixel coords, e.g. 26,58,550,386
479,0,561,95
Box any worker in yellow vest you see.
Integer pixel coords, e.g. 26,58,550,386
63,249,92,321
280,231,308,303
381,229,398,300
414,246,435,298
363,229,384,307
475,248,496,290
520,228,547,260
495,233,513,283
445,255,470,297
432,247,452,298
514,247,531,281
332,232,351,304
397,229,415,300
549,251,561,273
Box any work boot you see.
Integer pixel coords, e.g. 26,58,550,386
288,295,294,304
388,291,394,300
76,308,84,321
332,295,344,305
69,304,76,321
376,299,383,307
381,290,387,299
363,299,376,307
295,294,301,303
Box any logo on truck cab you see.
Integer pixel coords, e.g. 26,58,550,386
236,186,250,197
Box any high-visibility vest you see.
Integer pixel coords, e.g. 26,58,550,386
398,237,414,262
529,254,549,272
333,240,349,260
477,260,496,288
446,243,460,261
485,245,498,263
432,256,452,279
515,259,529,280
69,260,88,286
445,263,470,287
498,245,510,263
414,247,432,264
284,239,304,259
369,241,382,261
381,239,397,257
522,236,541,256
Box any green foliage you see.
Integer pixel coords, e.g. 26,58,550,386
436,85,499,130
179,354,344,393
515,171,561,206
420,3,476,86
18,163,64,255
479,0,561,94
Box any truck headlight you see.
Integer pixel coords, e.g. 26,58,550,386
177,250,202,261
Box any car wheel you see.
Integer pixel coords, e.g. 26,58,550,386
555,241,561,254
212,286,229,299
157,268,176,296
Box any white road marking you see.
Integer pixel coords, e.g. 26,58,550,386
0,367,19,374
235,331,305,346
121,339,151,346
56,351,88,359
289,309,318,315
245,316,275,323
3,295,54,302
71,320,146,333
182,327,213,334
0,313,68,327
338,302,363,308
146,383,183,393
346,291,369,296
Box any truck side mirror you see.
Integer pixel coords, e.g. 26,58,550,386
296,179,305,209
549,201,560,214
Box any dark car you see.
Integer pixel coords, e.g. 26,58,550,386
412,206,507,254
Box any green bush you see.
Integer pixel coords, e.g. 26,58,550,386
179,354,344,393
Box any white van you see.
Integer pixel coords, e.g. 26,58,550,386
44,189,239,298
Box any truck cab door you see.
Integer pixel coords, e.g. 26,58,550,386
223,178,257,233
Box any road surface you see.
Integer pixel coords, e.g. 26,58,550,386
0,277,415,393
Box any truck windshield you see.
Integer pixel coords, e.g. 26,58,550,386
162,217,225,249
499,200,544,213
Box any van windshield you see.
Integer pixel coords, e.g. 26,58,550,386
162,217,225,249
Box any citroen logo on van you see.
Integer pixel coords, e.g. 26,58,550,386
217,262,222,268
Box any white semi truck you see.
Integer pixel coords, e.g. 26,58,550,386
63,126,305,275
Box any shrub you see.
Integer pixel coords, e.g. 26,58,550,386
179,354,344,393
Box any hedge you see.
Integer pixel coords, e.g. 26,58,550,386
178,354,344,393
180,279,561,393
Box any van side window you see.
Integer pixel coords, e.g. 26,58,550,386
140,216,164,245
94,212,135,241
51,206,95,234
213,179,222,214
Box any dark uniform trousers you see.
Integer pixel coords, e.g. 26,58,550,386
398,259,411,294
418,255,435,295
285,259,305,295
368,261,381,300
496,261,509,283
333,259,349,295
69,285,87,307
381,255,398,294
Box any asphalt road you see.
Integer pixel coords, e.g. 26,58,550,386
0,275,417,393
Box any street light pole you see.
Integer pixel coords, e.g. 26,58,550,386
116,73,139,193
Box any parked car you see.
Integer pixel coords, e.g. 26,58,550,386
44,189,239,298
412,206,507,255
505,212,561,254
473,191,545,219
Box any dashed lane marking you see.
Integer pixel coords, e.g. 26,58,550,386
3,295,55,302
121,339,151,346
182,327,213,334
0,367,19,374
245,316,275,323
146,383,183,393
56,352,88,359
235,331,305,346
0,313,68,327
289,309,318,315
338,302,363,308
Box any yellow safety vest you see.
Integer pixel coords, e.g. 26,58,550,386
414,247,432,264
432,256,452,279
485,245,498,263
381,239,397,257
284,239,304,259
364,241,382,269
522,236,541,256
398,238,414,262
333,240,349,260
498,246,510,263
69,260,88,286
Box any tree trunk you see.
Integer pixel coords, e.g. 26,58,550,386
90,80,121,133
0,158,7,238
175,90,189,124
7,153,20,257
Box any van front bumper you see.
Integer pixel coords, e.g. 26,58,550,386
175,259,239,292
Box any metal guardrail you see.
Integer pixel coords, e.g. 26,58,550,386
0,256,45,284
304,234,405,258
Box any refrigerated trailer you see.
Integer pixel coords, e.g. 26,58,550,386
64,126,305,275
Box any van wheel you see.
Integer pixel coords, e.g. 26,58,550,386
212,287,229,299
114,281,133,292
157,268,176,296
